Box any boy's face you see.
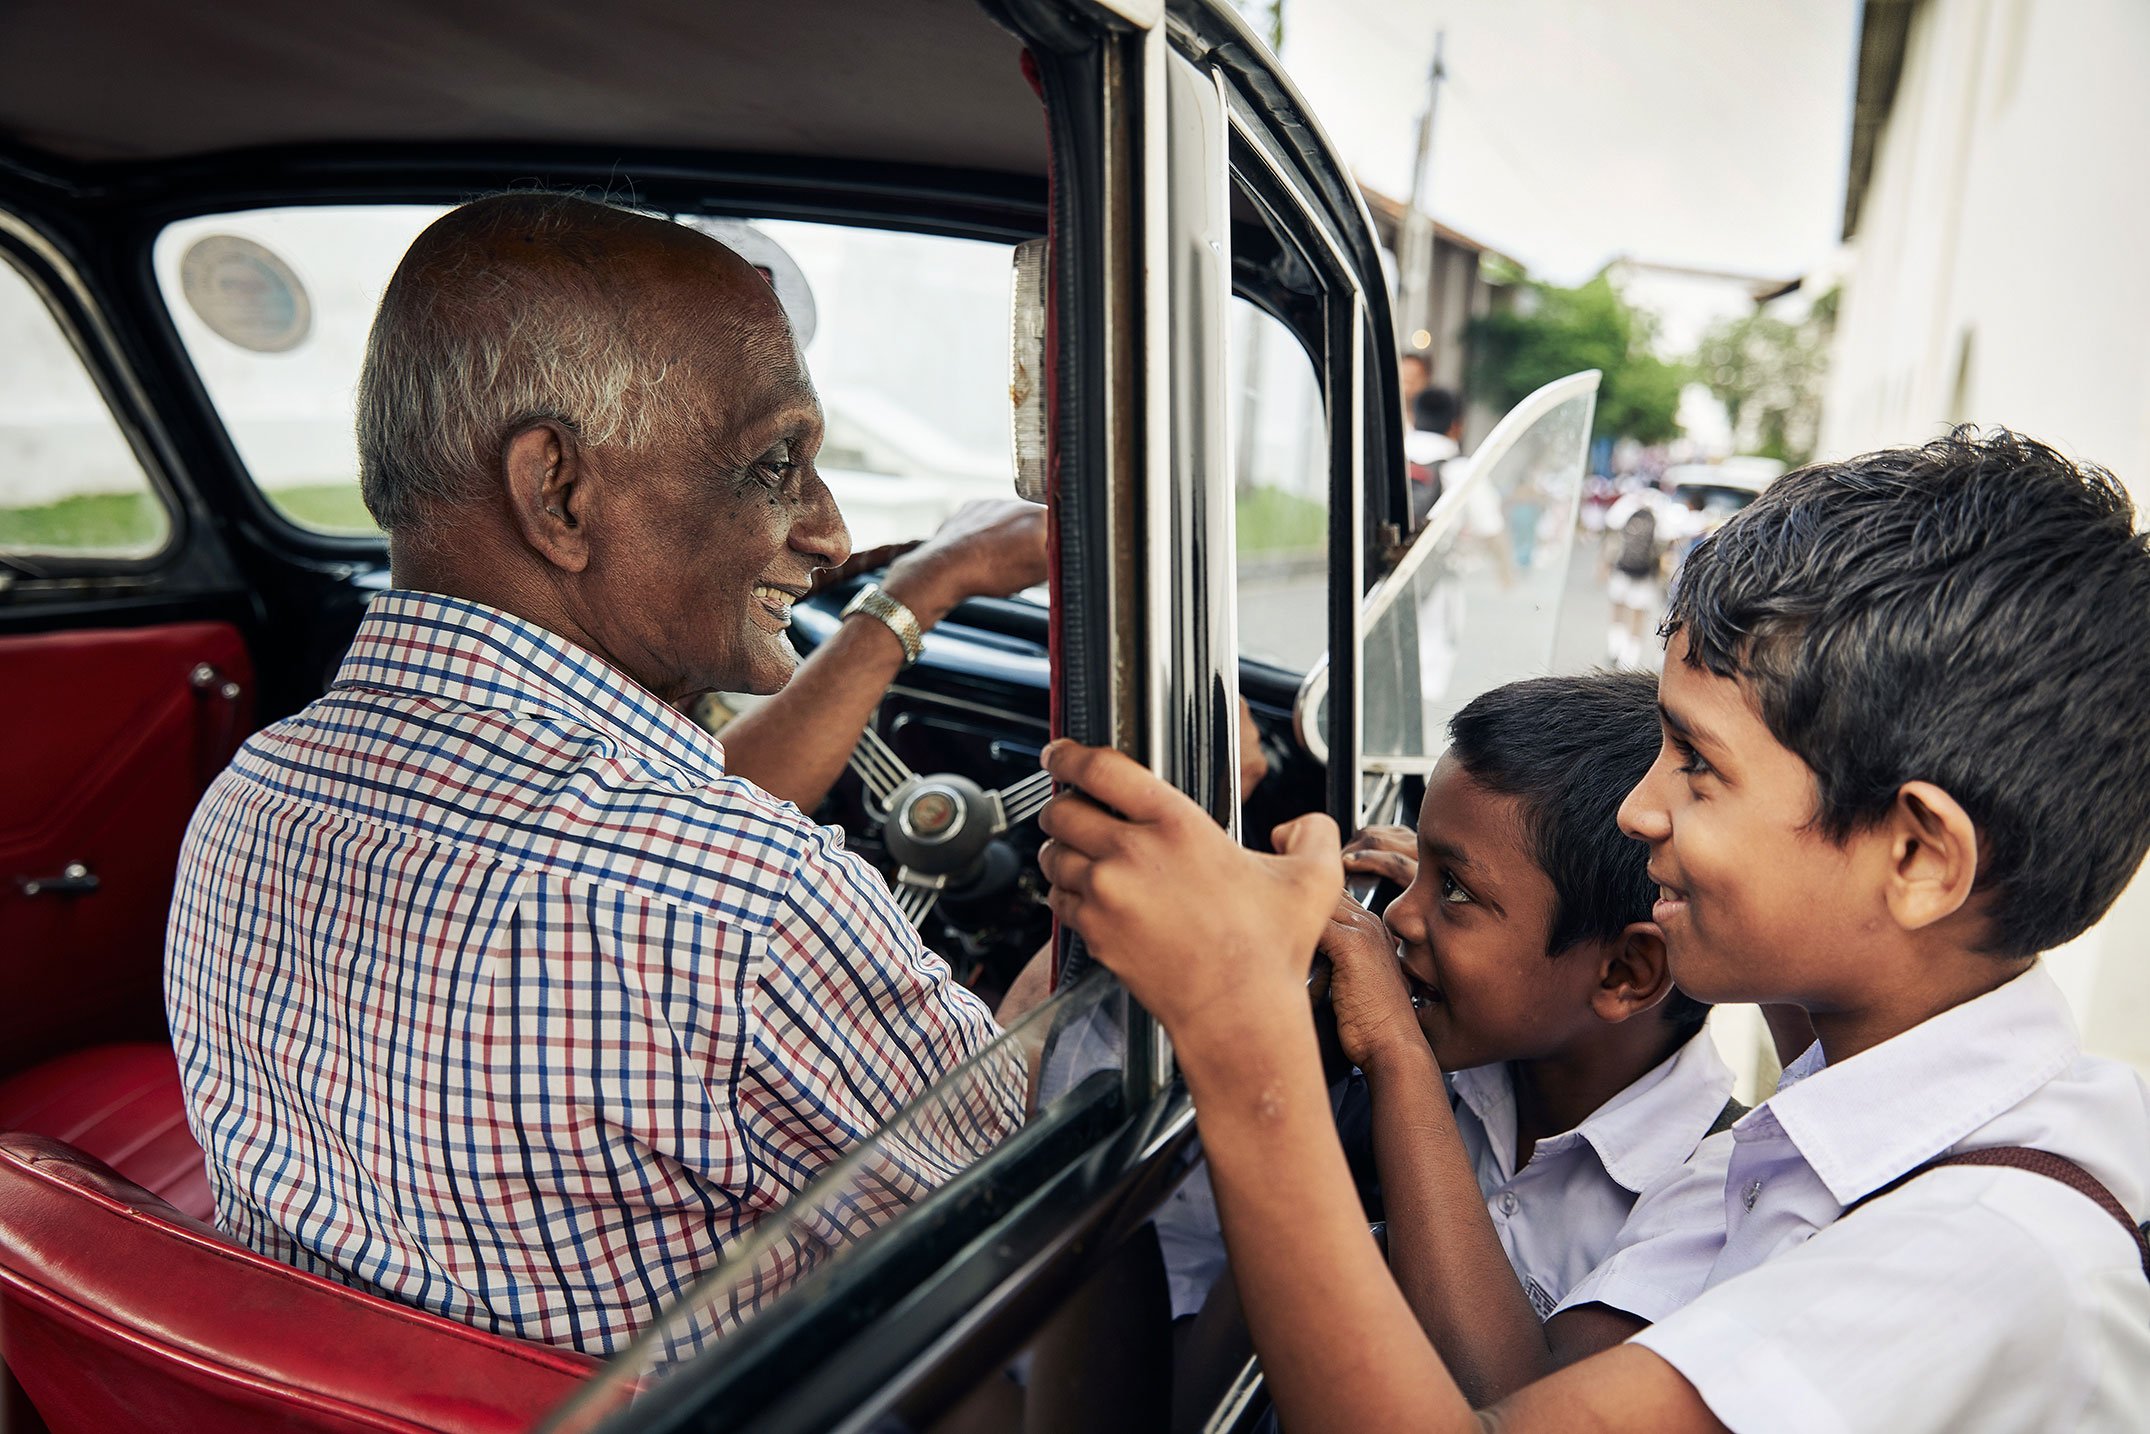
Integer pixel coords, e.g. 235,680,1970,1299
1381,755,1608,1071
1619,630,1878,1006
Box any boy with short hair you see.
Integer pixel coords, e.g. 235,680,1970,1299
1038,430,2150,1431
1310,669,1734,1403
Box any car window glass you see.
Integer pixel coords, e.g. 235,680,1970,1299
1230,297,1328,672
0,251,171,557
152,207,1017,544
1358,378,1594,771
550,969,1129,1421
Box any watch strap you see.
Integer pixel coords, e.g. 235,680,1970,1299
842,583,926,667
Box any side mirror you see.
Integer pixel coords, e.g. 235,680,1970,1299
1008,238,1050,503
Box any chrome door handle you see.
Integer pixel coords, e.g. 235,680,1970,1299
16,862,99,897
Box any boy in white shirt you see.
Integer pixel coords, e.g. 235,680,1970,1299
1306,670,1735,1403
1035,428,2150,1431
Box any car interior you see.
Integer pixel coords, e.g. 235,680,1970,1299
0,0,1609,1429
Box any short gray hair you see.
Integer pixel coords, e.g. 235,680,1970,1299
355,193,696,534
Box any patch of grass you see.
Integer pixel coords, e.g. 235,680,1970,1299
268,481,381,536
0,480,383,555
0,491,170,554
1235,485,1327,556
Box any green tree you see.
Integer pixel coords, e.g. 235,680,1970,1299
1693,287,1837,467
1230,0,1285,51
1466,274,1686,445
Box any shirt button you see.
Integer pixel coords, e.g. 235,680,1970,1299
1497,1192,1519,1217
1742,1179,1763,1211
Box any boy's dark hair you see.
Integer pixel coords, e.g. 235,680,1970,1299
1448,670,1708,1037
1664,427,2150,957
1413,385,1459,436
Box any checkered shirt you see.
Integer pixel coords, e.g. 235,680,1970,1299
165,590,1016,1357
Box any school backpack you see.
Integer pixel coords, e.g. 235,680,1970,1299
1615,506,1660,577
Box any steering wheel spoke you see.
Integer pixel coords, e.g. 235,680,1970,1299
989,767,1054,831
847,723,918,812
892,868,944,927
871,751,1054,930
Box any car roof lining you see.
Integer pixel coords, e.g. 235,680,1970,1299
0,0,1047,180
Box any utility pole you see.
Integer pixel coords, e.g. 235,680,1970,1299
1395,29,1446,362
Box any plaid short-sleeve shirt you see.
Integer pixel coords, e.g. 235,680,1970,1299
165,590,1013,1356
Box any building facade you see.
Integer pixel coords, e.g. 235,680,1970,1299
1821,0,2150,1069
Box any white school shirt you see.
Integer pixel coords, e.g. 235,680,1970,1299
1450,1025,1735,1317
1590,963,2150,1433
1150,1030,1734,1321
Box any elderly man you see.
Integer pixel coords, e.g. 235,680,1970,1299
164,193,1040,1356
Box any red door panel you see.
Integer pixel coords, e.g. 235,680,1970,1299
0,624,253,1080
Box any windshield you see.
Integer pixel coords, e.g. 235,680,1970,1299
153,207,1017,551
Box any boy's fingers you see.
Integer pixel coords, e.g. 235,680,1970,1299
1271,811,1342,861
1340,849,1415,886
1037,791,1126,856
1270,813,1319,849
1040,742,1176,823
1036,838,1094,894
1044,884,1083,927
1342,823,1415,856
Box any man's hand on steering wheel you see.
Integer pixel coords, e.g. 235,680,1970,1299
878,501,1048,628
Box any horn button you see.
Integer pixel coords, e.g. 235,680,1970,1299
882,775,998,877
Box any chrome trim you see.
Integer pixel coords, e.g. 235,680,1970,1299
1201,1355,1267,1434
1346,291,1369,828
1166,57,1241,843
884,684,1049,732
1140,24,1174,778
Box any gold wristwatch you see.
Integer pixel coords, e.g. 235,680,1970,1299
841,583,926,667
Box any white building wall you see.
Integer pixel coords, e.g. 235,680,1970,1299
1820,0,2150,1069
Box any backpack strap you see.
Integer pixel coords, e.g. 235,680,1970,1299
1844,1146,2150,1280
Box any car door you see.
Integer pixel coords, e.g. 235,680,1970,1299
541,4,1416,1430
0,198,258,1080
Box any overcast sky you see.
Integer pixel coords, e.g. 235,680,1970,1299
1268,0,1861,285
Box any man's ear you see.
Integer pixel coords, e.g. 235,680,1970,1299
1880,780,1979,932
502,421,591,572
1589,921,1674,1025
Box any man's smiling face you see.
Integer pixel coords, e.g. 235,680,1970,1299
565,243,851,701
1617,629,1878,1009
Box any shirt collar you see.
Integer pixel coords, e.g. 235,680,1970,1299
1759,962,2080,1206
1451,1063,1521,1176
1578,1027,1738,1193
333,589,728,782
1449,1027,1736,1193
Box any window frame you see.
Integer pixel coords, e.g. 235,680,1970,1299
0,209,189,579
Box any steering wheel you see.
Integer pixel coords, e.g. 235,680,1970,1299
844,722,1055,928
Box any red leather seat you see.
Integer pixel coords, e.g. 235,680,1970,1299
0,1132,599,1433
0,1043,211,1221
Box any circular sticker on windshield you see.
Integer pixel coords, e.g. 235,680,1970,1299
179,235,312,353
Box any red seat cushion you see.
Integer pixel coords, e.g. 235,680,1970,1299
0,1132,599,1434
0,1043,209,1221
